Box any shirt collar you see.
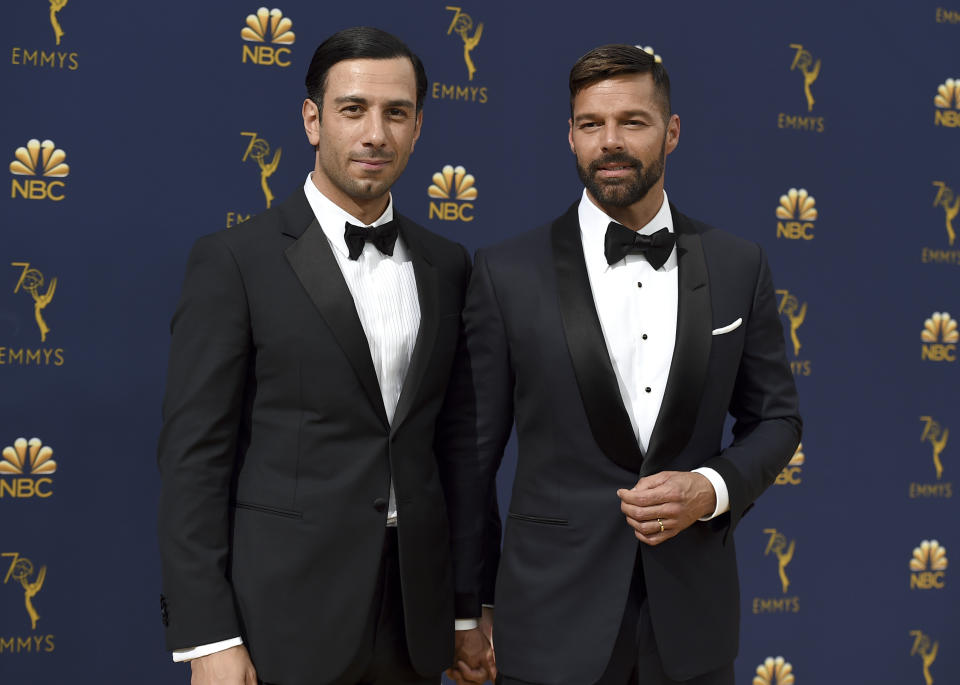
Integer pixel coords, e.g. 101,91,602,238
578,188,674,271
302,173,398,259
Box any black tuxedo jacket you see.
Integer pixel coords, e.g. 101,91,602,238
451,202,801,684
157,189,472,684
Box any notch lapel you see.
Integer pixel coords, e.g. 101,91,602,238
284,218,389,428
641,206,712,475
390,218,439,436
551,203,644,474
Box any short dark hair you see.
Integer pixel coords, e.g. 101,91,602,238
305,26,428,119
569,44,671,121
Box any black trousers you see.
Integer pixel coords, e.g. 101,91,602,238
261,529,439,685
499,545,733,685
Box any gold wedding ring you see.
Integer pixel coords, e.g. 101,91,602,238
657,518,664,533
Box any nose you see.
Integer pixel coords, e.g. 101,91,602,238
600,121,623,153
361,112,387,148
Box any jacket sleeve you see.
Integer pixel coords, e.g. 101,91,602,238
157,234,251,650
435,248,515,617
702,246,802,536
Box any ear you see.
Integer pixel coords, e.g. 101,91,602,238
664,113,680,156
302,98,321,147
410,109,423,153
568,118,576,154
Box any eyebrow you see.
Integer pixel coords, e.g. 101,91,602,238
574,109,654,123
334,95,415,109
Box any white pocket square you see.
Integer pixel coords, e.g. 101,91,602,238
711,318,742,336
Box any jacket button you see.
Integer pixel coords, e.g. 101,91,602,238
373,498,388,512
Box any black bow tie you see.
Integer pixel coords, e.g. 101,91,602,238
604,223,676,269
344,220,399,260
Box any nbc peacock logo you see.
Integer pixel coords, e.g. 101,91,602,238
934,78,960,128
635,45,662,63
753,656,795,685
775,443,804,485
775,188,817,240
921,312,958,362
9,139,69,201
0,438,56,499
428,165,477,222
240,7,295,67
910,540,947,590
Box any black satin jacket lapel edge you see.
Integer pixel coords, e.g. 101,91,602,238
641,205,712,474
391,216,440,436
284,214,390,428
551,202,644,474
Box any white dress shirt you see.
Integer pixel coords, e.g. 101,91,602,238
577,189,728,519
172,175,422,661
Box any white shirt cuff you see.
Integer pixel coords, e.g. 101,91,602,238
693,467,729,521
172,637,243,662
455,618,479,630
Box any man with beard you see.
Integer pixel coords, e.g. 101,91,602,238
448,45,800,684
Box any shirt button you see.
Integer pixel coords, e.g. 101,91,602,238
642,334,648,340
637,282,642,288
645,387,652,393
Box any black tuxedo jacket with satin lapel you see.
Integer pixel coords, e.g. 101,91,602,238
451,202,801,684
157,189,473,684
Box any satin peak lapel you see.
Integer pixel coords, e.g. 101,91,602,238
284,218,389,428
551,203,644,474
391,219,439,436
641,207,712,475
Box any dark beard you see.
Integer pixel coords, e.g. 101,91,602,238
576,143,665,208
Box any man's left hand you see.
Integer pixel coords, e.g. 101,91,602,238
446,625,495,684
617,471,716,546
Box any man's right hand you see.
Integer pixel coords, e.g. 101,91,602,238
190,644,258,685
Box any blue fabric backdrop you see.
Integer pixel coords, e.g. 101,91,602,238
2,1,957,682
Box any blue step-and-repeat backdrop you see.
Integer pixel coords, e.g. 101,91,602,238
2,1,957,683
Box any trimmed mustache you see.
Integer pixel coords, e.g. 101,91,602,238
588,153,642,176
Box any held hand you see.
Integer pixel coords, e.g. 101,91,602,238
446,625,496,684
190,645,258,685
617,471,716,546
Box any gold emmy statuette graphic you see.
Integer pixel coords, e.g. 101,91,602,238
910,540,948,573
922,312,959,344
49,0,68,46
0,438,57,475
789,44,820,112
932,182,959,246
428,165,478,201
446,6,483,81
789,444,804,467
763,529,794,594
753,656,795,685
910,630,938,685
2,552,46,630
920,417,948,480
9,139,69,178
241,133,281,209
241,7,295,44
11,262,56,342
776,290,806,357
